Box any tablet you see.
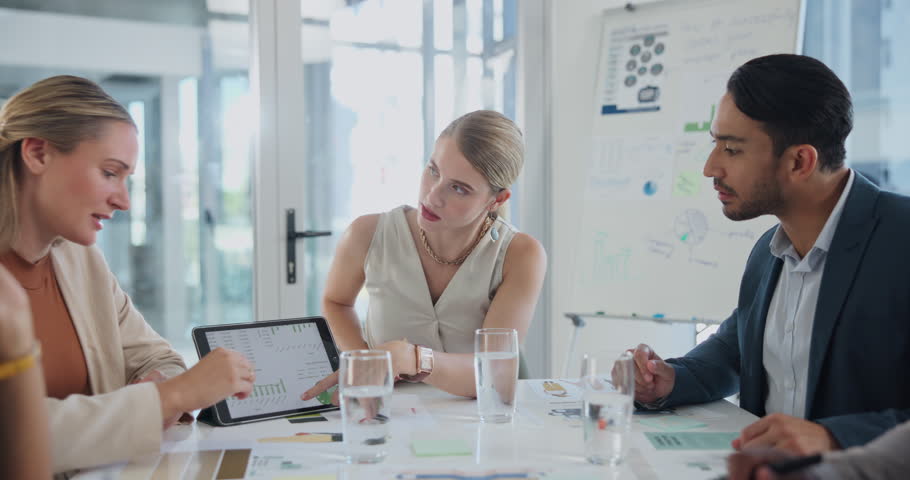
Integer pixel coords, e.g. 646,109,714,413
192,317,340,426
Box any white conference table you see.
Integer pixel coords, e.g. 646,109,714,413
73,380,756,480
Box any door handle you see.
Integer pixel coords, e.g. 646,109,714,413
286,208,331,284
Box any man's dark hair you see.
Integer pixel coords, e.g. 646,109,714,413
727,54,853,171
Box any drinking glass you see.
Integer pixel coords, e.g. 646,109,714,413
474,328,519,423
339,350,393,464
581,350,634,465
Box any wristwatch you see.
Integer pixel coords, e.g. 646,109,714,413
401,345,434,383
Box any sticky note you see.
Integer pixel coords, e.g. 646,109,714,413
411,438,473,457
645,432,738,450
637,416,707,431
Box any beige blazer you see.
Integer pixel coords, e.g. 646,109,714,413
47,241,186,474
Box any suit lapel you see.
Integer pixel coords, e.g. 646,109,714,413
805,173,880,417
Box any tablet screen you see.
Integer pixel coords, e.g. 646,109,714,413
193,317,339,424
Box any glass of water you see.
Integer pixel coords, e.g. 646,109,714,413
581,350,634,466
339,350,393,464
474,328,519,423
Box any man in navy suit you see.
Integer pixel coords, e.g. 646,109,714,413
628,54,910,455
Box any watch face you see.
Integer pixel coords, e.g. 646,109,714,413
418,347,433,372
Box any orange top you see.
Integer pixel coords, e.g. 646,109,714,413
1,250,91,399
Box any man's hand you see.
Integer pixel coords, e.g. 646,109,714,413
625,344,675,404
727,447,818,480
734,413,840,455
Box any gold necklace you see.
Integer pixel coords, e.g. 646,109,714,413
420,215,493,266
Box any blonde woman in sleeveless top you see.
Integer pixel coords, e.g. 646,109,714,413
363,204,516,354
303,111,546,399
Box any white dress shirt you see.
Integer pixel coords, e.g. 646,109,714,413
763,169,855,418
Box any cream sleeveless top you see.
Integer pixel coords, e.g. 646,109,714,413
363,205,517,354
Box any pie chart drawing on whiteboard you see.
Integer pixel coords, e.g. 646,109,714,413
674,209,709,246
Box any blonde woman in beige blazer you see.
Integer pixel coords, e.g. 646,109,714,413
0,75,257,474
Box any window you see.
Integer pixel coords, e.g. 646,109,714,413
804,0,910,194
0,0,254,359
0,0,518,358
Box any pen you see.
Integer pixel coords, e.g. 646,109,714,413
709,453,823,480
259,433,342,443
296,432,343,441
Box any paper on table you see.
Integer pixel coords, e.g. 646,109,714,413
272,476,336,480
245,449,340,479
677,404,727,420
347,465,627,480
390,394,436,427
637,416,707,431
528,379,584,402
544,475,611,480
163,437,254,453
322,394,435,428
641,452,729,480
644,432,737,450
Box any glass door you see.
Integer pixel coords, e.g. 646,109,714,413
295,0,519,318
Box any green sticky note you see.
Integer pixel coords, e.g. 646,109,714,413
638,416,707,431
316,386,337,405
645,432,738,450
411,439,473,457
673,171,702,197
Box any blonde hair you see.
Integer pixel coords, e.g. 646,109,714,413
0,75,134,251
440,110,524,217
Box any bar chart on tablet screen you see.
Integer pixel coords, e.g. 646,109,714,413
205,323,334,416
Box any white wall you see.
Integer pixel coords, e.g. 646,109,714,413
549,1,600,377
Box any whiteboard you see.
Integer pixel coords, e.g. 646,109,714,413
569,0,804,321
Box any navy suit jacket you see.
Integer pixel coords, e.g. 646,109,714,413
664,172,910,448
